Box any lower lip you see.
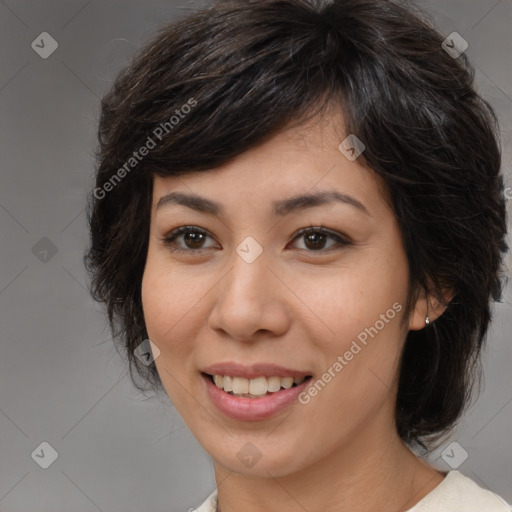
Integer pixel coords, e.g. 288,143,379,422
202,373,312,421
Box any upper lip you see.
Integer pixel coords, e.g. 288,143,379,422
201,362,311,379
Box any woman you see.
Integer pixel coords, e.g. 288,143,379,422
85,0,511,510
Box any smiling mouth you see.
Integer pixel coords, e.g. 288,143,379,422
203,372,313,398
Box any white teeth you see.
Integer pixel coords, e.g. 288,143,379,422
267,376,281,392
281,377,293,389
248,377,267,396
211,374,307,396
232,377,249,394
223,375,233,392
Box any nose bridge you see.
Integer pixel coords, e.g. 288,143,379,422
208,241,289,340
223,243,272,311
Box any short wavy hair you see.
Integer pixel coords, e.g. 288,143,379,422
85,0,508,450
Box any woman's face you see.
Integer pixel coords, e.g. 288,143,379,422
142,116,426,478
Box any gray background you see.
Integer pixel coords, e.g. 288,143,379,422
0,1,511,511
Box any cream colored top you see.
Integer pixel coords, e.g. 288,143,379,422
193,471,511,511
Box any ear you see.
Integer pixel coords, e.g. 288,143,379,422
408,286,455,331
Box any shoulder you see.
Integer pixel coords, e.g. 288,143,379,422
407,471,511,512
192,474,511,512
192,489,218,512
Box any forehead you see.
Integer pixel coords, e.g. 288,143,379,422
150,113,392,217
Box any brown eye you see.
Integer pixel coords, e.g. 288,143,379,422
162,225,351,255
290,227,351,253
163,226,217,253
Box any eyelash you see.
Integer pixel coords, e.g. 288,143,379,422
161,225,352,255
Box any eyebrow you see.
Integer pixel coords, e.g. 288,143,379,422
156,190,370,217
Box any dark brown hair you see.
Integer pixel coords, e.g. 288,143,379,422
84,0,508,450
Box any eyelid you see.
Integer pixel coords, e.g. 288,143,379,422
161,225,217,252
161,225,352,254
293,225,351,245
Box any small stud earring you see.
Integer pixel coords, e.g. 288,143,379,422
425,315,430,325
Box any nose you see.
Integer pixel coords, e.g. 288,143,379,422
207,248,291,342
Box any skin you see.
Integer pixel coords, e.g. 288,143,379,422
141,112,449,512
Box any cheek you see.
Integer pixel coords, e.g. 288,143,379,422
142,243,194,330
292,242,409,401
291,255,407,352
141,250,199,364
141,255,203,410
300,248,408,409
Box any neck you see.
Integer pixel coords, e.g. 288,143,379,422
213,417,444,512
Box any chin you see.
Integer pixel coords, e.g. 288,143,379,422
202,432,315,478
